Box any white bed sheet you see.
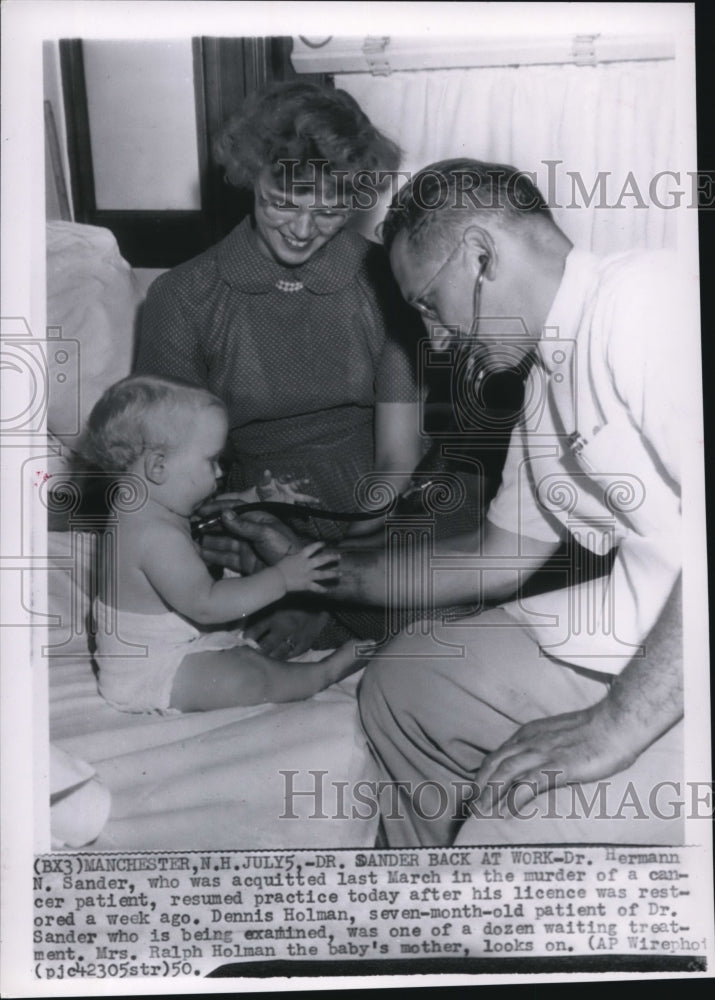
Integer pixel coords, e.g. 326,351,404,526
47,531,378,851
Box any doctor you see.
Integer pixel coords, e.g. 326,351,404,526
212,158,691,847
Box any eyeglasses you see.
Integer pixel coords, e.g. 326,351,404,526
409,233,488,341
409,241,466,319
257,194,350,233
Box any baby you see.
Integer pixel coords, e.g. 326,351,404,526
84,374,370,715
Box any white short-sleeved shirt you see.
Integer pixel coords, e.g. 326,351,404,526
487,248,691,674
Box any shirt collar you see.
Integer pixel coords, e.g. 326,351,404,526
216,216,366,295
537,248,599,372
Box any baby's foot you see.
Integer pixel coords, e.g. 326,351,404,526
319,639,378,683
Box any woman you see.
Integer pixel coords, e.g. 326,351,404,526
134,81,423,654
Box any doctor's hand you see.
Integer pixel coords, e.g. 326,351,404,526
473,699,643,814
197,493,260,574
201,509,303,576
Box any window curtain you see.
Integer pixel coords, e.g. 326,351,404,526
337,59,677,255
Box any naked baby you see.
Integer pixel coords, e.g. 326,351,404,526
84,374,369,714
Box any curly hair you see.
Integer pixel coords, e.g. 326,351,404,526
84,375,226,473
380,158,553,255
214,81,401,194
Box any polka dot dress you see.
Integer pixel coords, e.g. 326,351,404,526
136,218,421,540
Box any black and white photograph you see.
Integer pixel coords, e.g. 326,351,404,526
1,0,713,993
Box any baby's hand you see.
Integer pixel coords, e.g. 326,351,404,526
277,542,340,594
256,469,319,506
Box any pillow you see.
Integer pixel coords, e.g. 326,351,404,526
46,221,142,454
50,745,111,847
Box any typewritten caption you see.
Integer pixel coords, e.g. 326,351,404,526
33,847,711,979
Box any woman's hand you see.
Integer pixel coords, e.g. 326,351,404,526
199,473,317,514
256,470,319,506
245,606,332,658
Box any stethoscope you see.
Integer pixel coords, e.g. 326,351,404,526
190,480,436,540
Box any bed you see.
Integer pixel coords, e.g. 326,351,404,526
45,221,378,851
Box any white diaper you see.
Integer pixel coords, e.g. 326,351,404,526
93,598,258,715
